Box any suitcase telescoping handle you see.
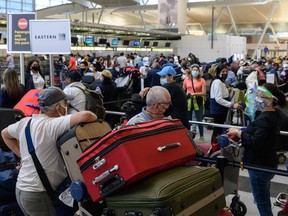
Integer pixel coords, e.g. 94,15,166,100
93,165,119,184
157,142,181,152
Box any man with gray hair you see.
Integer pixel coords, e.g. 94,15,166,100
1,86,97,215
126,86,172,125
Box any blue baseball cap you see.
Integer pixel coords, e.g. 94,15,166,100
157,66,176,76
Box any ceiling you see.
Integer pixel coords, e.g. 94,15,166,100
4,0,288,41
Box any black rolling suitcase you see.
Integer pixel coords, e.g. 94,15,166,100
104,166,226,216
0,108,25,150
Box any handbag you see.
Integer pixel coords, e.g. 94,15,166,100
25,119,76,216
191,78,203,106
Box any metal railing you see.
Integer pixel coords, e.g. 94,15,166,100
190,120,288,136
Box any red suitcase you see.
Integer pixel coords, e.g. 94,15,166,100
77,119,197,202
14,89,41,116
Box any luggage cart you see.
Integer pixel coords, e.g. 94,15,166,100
209,134,247,216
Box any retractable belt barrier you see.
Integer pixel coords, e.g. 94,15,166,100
189,120,288,136
194,156,288,180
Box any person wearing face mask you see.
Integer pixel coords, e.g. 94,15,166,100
139,66,189,129
111,64,121,78
63,70,86,114
139,61,150,77
210,64,243,141
157,66,190,129
226,83,287,216
1,86,97,215
126,86,172,125
183,64,206,142
79,61,92,76
24,59,46,93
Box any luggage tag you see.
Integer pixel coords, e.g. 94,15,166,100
59,188,74,207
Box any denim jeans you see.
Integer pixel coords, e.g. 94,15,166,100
248,169,275,216
191,105,204,137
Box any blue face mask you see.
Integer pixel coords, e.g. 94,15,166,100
192,70,199,77
254,96,270,111
160,78,168,86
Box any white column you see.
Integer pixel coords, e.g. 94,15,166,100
177,0,187,34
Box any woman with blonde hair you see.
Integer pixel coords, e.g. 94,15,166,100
0,69,25,108
183,64,206,142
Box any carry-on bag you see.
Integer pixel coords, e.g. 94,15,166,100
13,89,41,117
57,120,112,181
0,108,25,150
104,166,226,216
77,119,197,202
0,147,20,202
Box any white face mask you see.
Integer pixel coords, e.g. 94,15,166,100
160,78,168,86
181,74,187,80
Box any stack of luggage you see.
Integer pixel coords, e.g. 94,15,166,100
58,119,226,215
0,148,23,216
0,109,26,215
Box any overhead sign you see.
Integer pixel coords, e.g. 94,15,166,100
264,47,269,53
7,13,35,53
29,19,71,54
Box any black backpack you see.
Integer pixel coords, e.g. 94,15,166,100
71,86,106,120
122,94,146,120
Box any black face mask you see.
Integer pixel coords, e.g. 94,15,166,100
220,74,228,80
31,66,40,71
80,68,86,73
164,105,173,117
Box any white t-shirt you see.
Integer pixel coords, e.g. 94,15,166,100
6,55,14,69
116,56,127,68
8,114,71,192
63,82,86,114
31,71,45,90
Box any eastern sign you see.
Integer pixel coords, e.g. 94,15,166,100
29,19,71,54
7,13,36,53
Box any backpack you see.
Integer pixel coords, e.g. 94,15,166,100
72,86,106,120
122,93,146,121
0,148,19,202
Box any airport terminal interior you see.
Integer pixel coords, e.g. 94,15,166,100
0,0,288,216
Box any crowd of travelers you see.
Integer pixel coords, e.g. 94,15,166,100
0,51,288,216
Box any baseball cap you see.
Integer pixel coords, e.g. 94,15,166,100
38,86,74,107
157,66,176,76
101,69,112,79
215,57,222,62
